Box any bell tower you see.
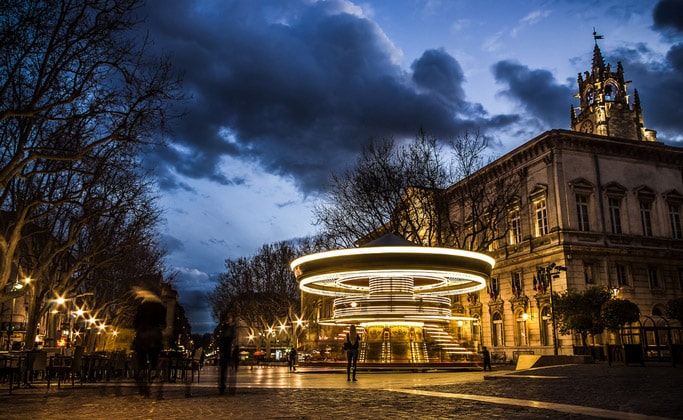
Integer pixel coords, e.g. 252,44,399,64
570,31,656,141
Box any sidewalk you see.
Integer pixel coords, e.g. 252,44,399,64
1,362,681,419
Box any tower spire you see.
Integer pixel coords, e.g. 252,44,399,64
571,31,656,141
592,29,605,72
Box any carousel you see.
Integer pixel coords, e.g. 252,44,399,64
290,234,494,365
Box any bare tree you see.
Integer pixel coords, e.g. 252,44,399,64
17,159,167,348
0,0,183,291
443,132,523,252
314,130,453,248
314,130,521,251
210,236,334,347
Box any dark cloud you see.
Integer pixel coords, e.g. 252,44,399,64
141,0,514,195
611,45,683,141
411,48,467,112
602,0,683,145
653,0,683,34
491,60,574,130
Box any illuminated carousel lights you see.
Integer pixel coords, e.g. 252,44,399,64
360,321,425,328
298,270,489,297
334,295,452,307
334,307,451,318
291,246,494,298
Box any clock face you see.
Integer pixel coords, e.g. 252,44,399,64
580,120,594,133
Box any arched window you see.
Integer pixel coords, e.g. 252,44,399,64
604,82,619,101
491,312,504,347
514,310,528,346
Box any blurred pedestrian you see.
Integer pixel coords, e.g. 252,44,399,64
481,346,492,371
132,287,167,398
215,311,237,395
345,325,359,381
288,347,297,372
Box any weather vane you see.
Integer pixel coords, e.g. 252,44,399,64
593,27,604,43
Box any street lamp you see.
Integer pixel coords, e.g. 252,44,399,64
5,279,24,351
543,263,566,356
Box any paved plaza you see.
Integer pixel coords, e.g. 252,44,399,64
2,362,682,419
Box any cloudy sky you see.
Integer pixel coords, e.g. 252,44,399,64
137,0,683,333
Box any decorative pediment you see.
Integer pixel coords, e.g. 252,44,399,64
603,181,628,197
634,185,656,201
663,189,683,204
529,184,548,201
568,178,595,193
506,196,522,212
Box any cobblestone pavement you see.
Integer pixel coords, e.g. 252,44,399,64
1,362,682,419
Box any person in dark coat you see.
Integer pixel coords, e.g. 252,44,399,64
481,346,492,371
214,311,237,395
288,347,297,372
132,288,167,397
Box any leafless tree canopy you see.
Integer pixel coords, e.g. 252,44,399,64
314,130,522,251
210,236,334,341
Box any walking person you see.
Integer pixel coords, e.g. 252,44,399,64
131,287,167,398
288,347,297,372
481,346,492,371
215,311,237,395
345,325,359,381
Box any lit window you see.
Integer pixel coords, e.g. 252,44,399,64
509,209,522,244
515,310,528,346
534,199,548,237
492,312,504,347
540,306,551,346
576,194,590,231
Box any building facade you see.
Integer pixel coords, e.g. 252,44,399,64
460,40,683,360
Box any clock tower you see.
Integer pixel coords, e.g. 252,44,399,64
570,32,657,141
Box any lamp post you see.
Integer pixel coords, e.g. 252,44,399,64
5,279,24,351
544,263,566,356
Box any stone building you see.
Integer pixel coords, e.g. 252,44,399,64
461,38,683,360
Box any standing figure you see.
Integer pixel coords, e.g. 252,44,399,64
215,312,237,395
288,347,297,372
481,346,492,371
345,325,359,381
132,288,167,397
